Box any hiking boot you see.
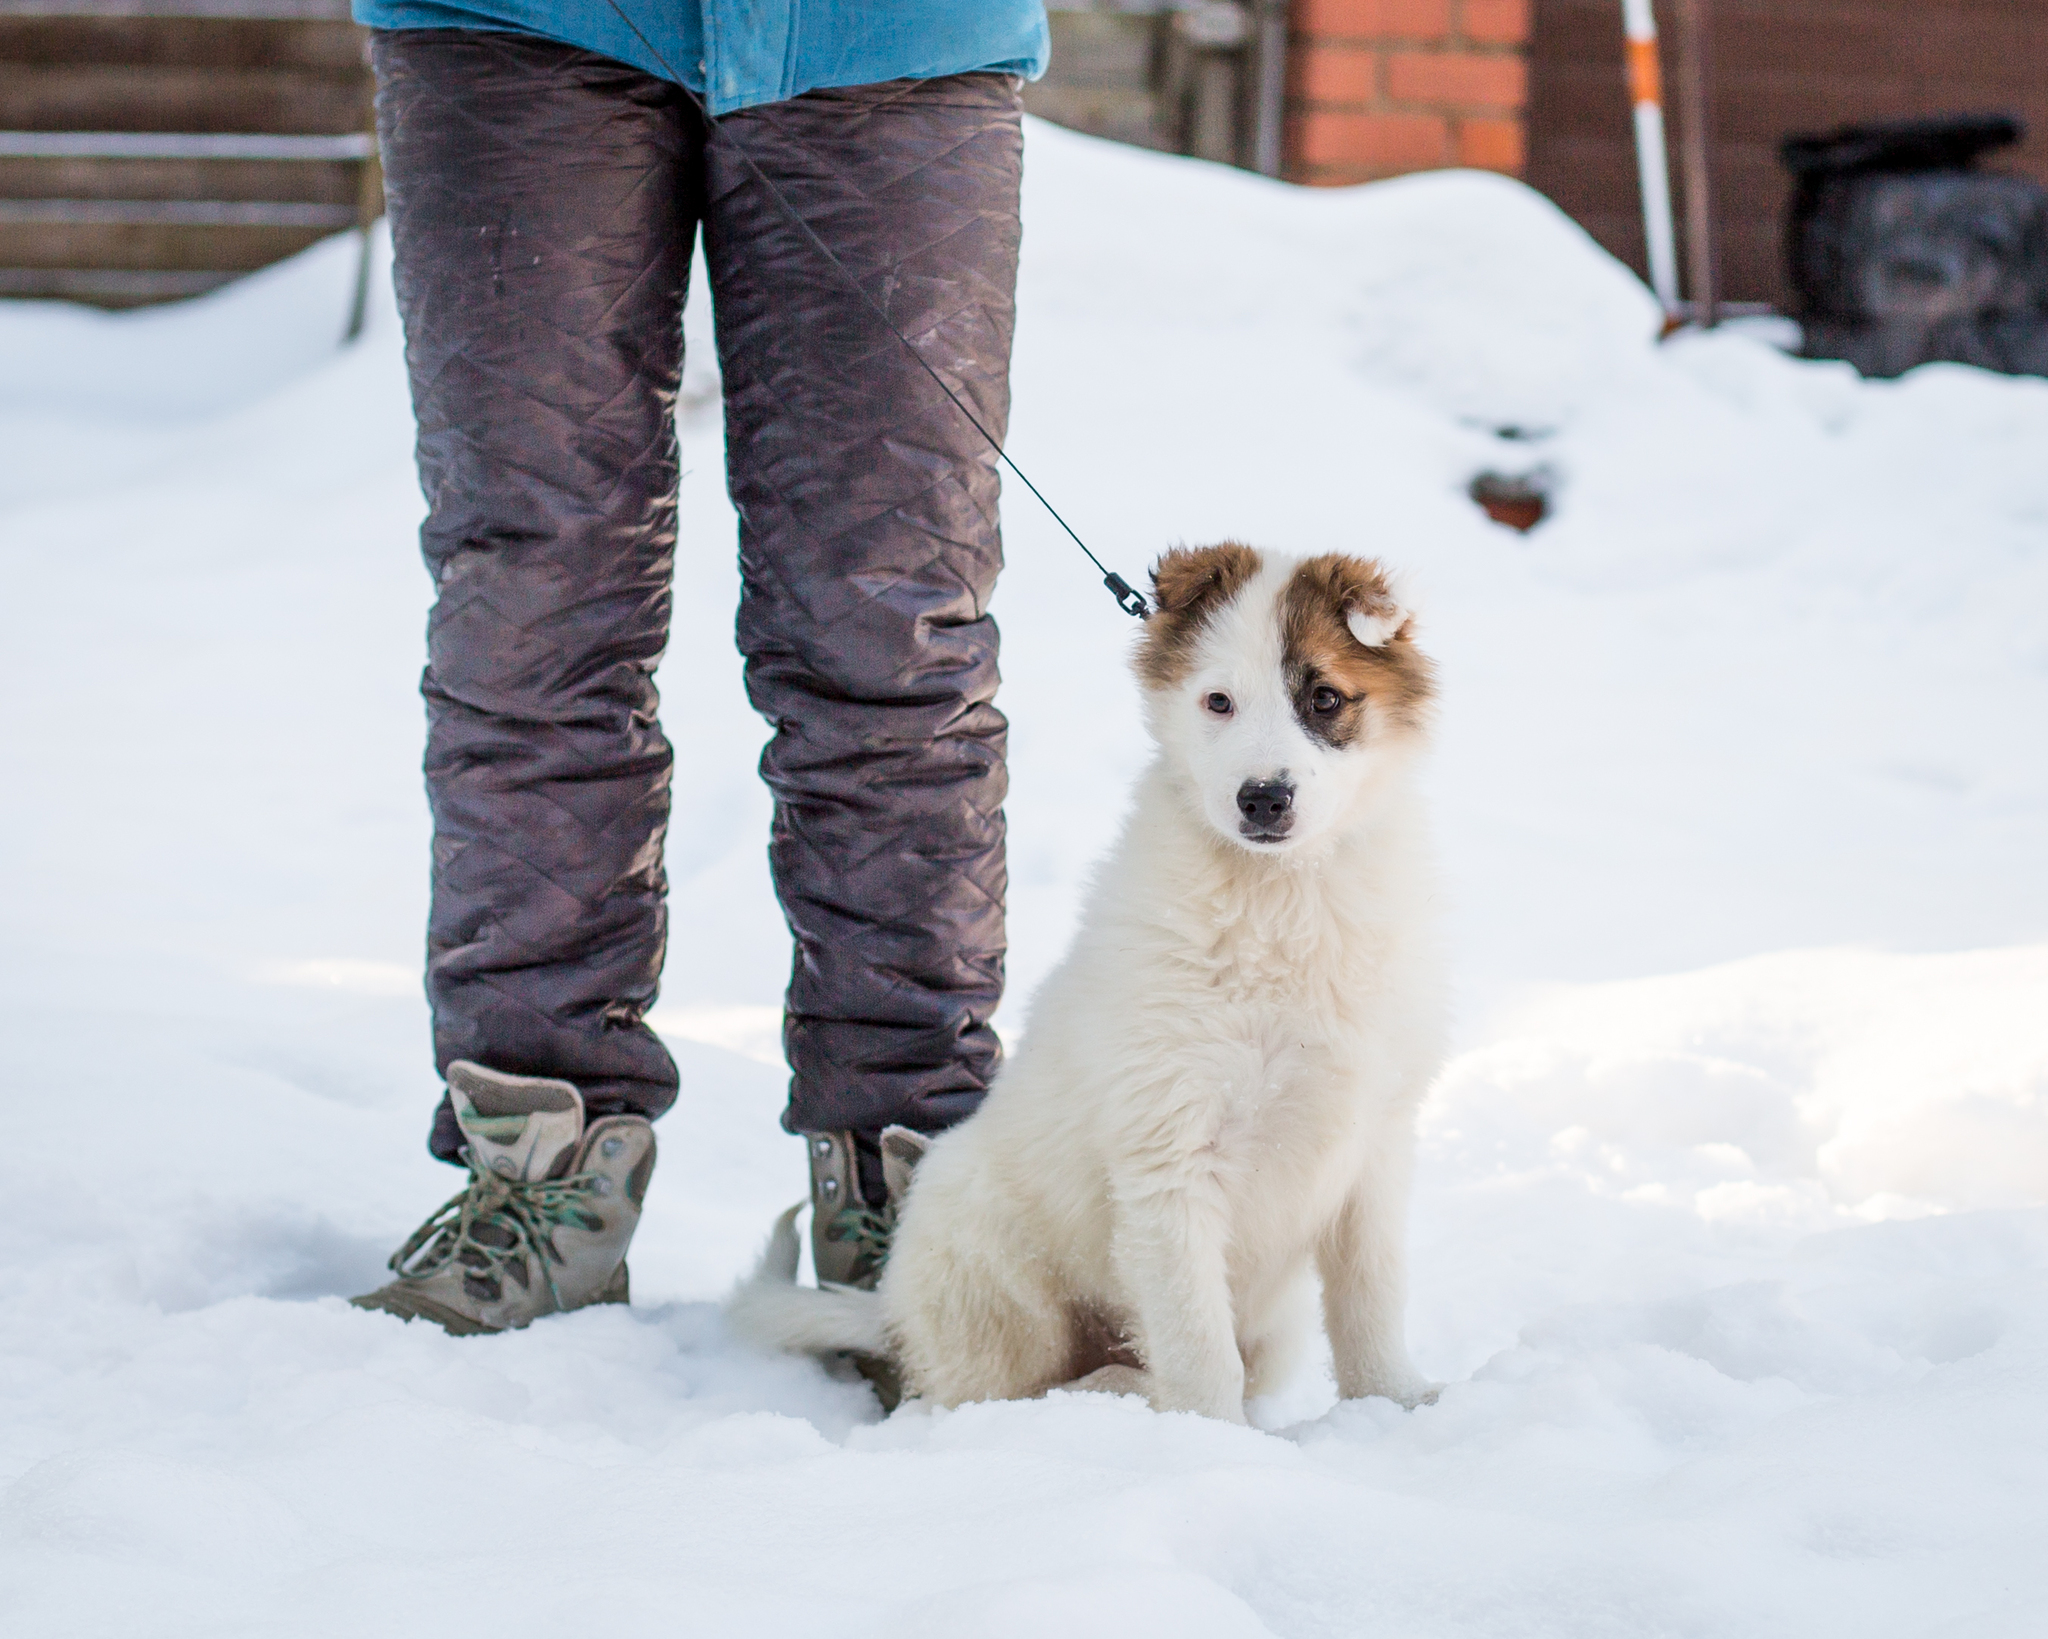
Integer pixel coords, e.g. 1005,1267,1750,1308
352,1060,655,1336
804,1126,928,1291
803,1126,929,1409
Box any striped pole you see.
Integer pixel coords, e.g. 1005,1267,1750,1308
1621,0,1682,316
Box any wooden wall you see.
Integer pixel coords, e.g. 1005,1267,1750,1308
1525,0,2048,306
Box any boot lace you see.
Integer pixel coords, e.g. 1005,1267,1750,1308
820,1202,895,1290
390,1152,605,1309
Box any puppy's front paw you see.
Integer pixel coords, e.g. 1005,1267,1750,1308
1346,1373,1440,1410
1062,1364,1149,1399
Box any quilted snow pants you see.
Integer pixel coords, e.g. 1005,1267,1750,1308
371,32,1018,1164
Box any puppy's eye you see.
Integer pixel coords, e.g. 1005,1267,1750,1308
1204,692,1234,716
1310,685,1344,715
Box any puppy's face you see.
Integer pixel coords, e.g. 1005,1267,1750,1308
1137,544,1434,854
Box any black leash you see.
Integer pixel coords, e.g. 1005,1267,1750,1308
586,2,1149,620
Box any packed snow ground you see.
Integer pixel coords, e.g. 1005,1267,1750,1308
3,121,2046,1636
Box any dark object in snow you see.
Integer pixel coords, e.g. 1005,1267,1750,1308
1782,114,2023,179
1470,470,1549,533
1783,114,2048,379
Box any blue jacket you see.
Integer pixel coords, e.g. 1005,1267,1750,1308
353,0,1049,116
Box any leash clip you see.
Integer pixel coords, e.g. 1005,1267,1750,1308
1104,572,1150,620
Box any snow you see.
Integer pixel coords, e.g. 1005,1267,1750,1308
3,119,2046,1635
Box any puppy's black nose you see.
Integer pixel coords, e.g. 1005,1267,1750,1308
1236,778,1295,835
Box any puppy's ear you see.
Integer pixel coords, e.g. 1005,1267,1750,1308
1345,603,1411,649
1150,543,1260,619
1138,542,1261,686
1323,557,1412,649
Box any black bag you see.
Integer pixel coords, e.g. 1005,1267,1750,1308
1782,114,2048,378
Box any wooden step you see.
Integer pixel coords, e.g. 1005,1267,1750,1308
0,197,356,223
0,212,338,269
0,0,373,306
0,131,370,155
0,1,353,17
0,155,359,205
0,15,362,68
0,64,369,134
0,132,369,215
0,265,238,302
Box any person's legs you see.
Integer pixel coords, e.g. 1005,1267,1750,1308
372,29,701,1161
702,76,1023,1184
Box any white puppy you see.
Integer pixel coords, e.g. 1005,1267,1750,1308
730,545,1445,1421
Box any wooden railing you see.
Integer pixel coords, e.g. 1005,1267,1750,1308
0,0,378,309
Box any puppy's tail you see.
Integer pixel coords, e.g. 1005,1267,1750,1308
724,1202,890,1357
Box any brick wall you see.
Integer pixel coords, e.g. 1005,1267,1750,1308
1287,0,1531,186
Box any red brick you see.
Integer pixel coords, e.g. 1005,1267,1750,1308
1291,43,1380,103
1293,161,1430,187
1384,48,1527,109
1457,0,1530,47
1455,115,1526,172
1293,0,1451,43
1291,109,1451,170
1294,165,1382,187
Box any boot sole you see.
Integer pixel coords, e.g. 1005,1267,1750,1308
351,1260,630,1336
349,1286,504,1336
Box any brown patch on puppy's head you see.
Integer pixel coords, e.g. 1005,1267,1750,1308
1137,542,1262,689
1279,554,1435,746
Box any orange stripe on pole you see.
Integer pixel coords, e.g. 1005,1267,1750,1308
1627,37,1662,107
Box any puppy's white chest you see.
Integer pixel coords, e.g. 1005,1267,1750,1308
1201,1024,1368,1157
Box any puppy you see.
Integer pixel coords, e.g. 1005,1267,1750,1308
730,545,1445,1422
